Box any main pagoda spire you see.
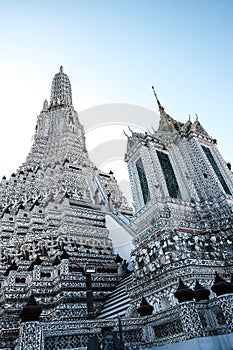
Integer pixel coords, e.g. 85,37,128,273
50,66,73,108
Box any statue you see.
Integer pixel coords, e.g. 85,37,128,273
102,332,114,350
87,335,100,350
101,328,124,350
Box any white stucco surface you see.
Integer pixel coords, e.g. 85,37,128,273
105,214,134,264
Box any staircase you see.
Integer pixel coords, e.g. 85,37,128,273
97,274,133,319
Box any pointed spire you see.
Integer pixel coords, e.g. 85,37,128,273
152,85,164,113
123,129,129,138
43,99,48,111
128,126,134,134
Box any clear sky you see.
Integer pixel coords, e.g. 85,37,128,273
0,0,232,182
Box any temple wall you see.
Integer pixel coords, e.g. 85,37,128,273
143,333,233,350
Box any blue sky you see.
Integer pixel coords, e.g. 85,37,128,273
0,0,232,178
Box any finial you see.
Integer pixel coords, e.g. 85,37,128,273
128,126,134,134
60,65,63,73
188,114,191,121
195,113,198,121
152,85,164,112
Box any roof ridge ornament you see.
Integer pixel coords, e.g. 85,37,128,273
60,65,63,73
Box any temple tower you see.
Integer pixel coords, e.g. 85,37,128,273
125,87,233,314
0,68,134,347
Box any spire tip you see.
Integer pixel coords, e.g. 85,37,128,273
151,85,164,113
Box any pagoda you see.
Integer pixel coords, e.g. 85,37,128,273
0,67,134,348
